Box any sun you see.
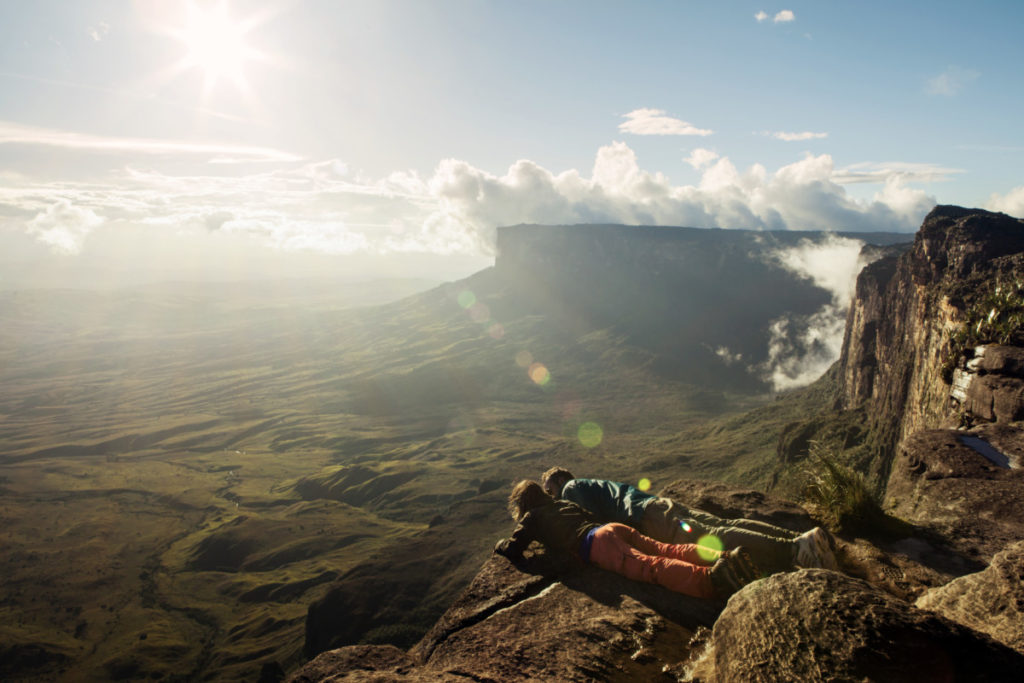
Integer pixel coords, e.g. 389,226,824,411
170,1,262,93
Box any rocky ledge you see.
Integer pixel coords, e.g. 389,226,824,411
285,479,1024,682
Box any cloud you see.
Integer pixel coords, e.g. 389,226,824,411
774,10,795,23
759,234,875,390
4,140,940,266
765,131,828,141
25,199,104,254
714,346,743,366
88,22,110,42
685,148,720,170
832,161,962,184
755,11,769,22
0,120,301,163
424,145,936,249
986,186,1024,218
619,109,713,136
926,66,980,96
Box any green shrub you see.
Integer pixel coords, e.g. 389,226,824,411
800,440,888,534
943,278,1024,383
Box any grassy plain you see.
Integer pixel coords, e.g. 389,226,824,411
0,272,813,680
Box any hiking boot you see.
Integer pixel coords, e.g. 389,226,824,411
794,527,838,570
709,546,760,598
810,527,838,570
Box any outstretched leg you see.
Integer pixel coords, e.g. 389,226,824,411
587,523,716,599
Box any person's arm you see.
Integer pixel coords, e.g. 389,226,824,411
494,512,537,562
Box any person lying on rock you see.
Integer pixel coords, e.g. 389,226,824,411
540,467,837,573
494,479,760,599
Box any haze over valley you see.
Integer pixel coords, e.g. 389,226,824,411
2,2,1023,681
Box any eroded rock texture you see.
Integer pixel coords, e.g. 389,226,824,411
289,555,720,682
916,541,1024,655
886,429,1024,560
690,570,1024,682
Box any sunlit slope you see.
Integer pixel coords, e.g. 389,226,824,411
0,232,894,681
1,272,748,681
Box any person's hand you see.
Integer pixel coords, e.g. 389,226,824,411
494,538,513,557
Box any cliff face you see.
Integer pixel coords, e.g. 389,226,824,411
836,205,1024,483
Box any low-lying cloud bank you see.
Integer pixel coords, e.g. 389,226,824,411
2,141,939,263
760,235,876,390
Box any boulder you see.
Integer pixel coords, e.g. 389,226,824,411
964,373,1024,422
689,569,1024,682
916,541,1024,655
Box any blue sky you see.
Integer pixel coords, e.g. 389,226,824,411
1,0,1023,286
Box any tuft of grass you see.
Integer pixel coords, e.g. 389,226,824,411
800,440,895,535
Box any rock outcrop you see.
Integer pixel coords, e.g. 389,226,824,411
287,481,817,682
886,429,1024,561
953,344,1024,423
836,206,1024,484
290,555,721,682
689,570,1024,682
916,541,1024,656
287,476,1024,682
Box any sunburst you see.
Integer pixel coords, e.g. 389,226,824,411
165,1,267,95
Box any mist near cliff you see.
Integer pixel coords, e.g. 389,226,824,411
760,235,878,390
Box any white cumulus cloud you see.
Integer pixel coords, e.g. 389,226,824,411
5,140,940,267
26,199,104,254
774,10,795,23
986,186,1024,218
619,109,713,136
755,11,769,22
685,148,720,170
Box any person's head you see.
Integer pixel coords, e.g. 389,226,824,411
540,467,574,498
508,479,552,521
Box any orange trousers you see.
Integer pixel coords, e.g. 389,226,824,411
588,523,715,599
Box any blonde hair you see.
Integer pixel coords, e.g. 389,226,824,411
507,479,552,521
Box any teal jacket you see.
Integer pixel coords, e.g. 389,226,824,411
559,478,653,527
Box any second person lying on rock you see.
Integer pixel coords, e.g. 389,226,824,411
494,479,759,599
541,467,837,573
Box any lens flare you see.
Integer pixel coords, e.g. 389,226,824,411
528,362,551,386
458,290,476,308
488,323,504,339
515,350,533,368
638,477,652,492
679,520,693,534
696,534,724,563
577,421,603,448
558,394,582,420
469,302,490,322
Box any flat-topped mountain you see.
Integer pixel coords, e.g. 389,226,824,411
495,224,911,392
